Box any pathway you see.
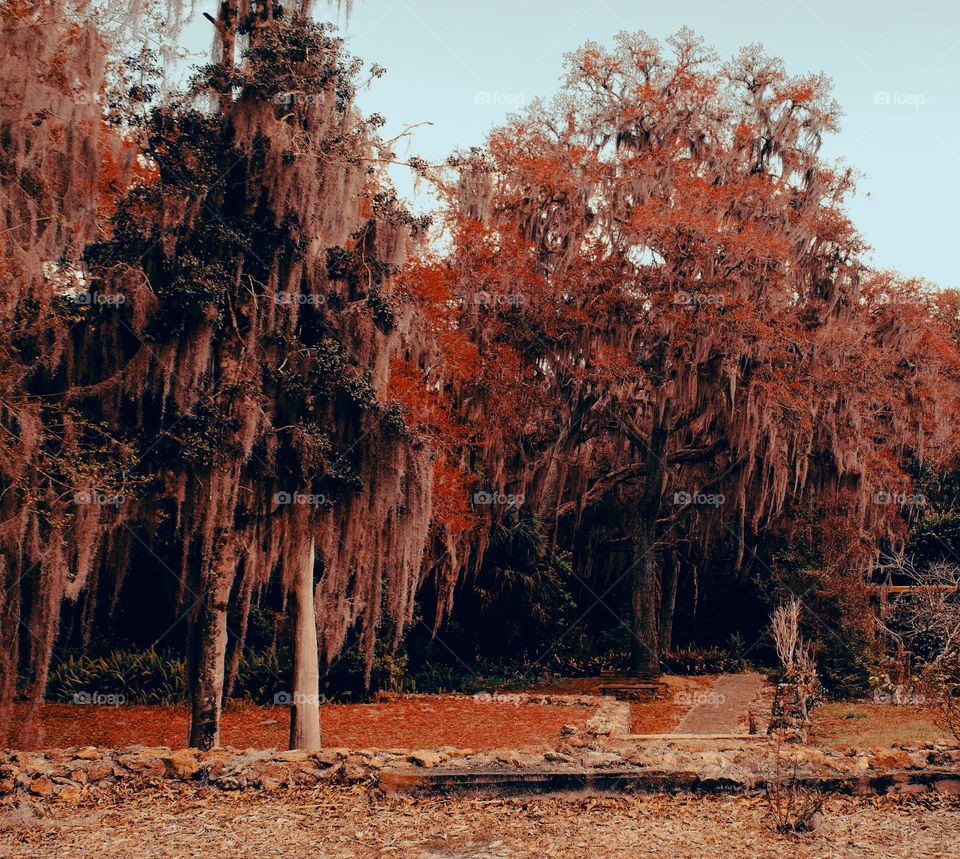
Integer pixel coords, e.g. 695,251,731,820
674,672,767,735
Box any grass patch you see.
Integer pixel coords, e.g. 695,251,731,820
811,702,948,747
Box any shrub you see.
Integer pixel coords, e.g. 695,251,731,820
46,649,185,705
232,649,289,704
764,736,826,833
48,647,294,706
663,647,746,675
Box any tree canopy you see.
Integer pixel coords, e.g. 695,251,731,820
2,3,959,745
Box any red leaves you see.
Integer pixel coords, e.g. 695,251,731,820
432,29,960,580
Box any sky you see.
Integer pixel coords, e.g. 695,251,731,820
185,0,960,289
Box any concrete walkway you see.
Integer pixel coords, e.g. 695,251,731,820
674,672,767,735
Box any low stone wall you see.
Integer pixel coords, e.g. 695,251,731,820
3,740,959,802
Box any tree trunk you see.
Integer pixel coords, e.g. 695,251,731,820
659,552,678,658
187,543,236,750
215,0,237,68
289,537,322,750
630,523,661,675
629,399,671,677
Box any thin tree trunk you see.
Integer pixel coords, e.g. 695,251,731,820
0,569,20,742
187,542,236,750
631,523,661,675
629,399,671,677
659,552,678,658
290,536,321,750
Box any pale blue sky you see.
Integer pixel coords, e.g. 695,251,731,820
186,0,960,288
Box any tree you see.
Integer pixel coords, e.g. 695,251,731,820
433,30,960,675
0,3,459,749
0,0,145,743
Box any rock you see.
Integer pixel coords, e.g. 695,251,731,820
448,748,475,759
116,753,165,779
341,763,367,783
934,779,960,795
544,751,574,764
0,777,14,793
273,749,309,763
892,783,928,795
870,750,915,770
29,777,55,797
57,785,83,803
74,747,99,760
84,761,115,783
581,751,623,768
407,750,446,768
161,750,202,779
252,762,289,787
309,750,344,767
560,724,580,736
494,751,523,767
20,755,54,775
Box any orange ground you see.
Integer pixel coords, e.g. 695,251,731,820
629,675,717,733
10,697,595,751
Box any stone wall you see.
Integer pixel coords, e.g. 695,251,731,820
768,681,813,743
3,740,960,802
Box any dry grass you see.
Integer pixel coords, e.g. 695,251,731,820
1,785,959,858
811,702,949,748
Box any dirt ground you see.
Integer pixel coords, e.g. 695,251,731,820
12,698,595,751
629,675,716,733
0,785,957,858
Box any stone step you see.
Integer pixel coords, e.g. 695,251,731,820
378,766,960,798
